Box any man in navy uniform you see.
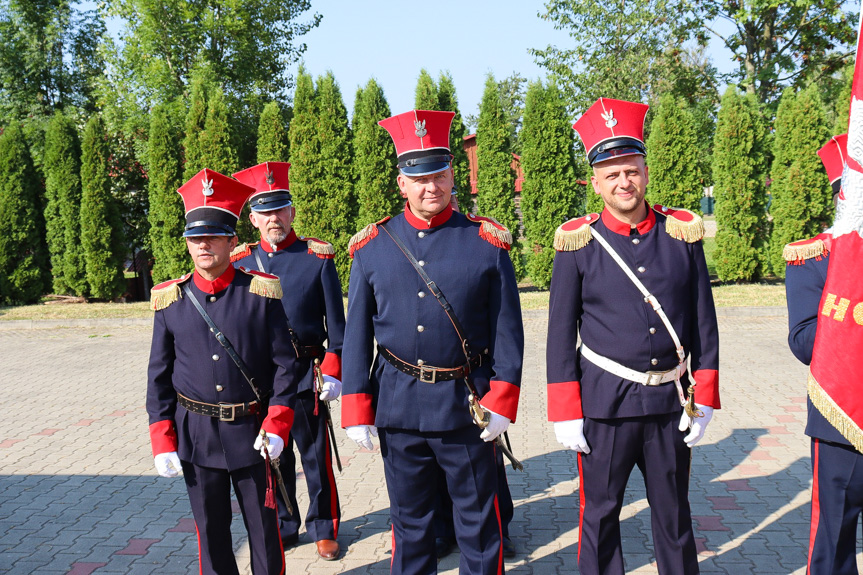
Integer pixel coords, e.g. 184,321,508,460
231,161,345,560
147,168,301,574
342,109,524,575
784,134,863,575
547,98,720,575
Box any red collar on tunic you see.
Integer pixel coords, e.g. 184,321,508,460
260,229,298,252
193,264,235,294
600,203,656,235
404,201,454,229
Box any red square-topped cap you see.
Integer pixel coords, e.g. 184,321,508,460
818,134,847,195
177,168,255,237
233,162,293,212
573,98,649,166
378,110,454,176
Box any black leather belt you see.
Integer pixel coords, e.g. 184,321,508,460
295,344,325,359
377,346,483,384
177,393,260,422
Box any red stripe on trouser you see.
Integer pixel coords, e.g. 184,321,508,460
390,525,396,569
494,494,503,575
324,429,340,538
807,439,821,575
195,522,203,575
577,451,585,562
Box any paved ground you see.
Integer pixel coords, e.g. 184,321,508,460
1,309,860,574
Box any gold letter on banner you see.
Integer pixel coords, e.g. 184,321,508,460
822,293,851,321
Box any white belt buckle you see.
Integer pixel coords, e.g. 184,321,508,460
644,371,665,386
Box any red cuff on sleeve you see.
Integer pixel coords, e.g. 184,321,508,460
548,381,583,421
320,352,342,381
693,369,720,409
341,393,375,427
262,405,295,444
149,419,178,457
479,380,520,423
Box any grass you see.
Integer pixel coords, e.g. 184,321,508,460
0,301,152,321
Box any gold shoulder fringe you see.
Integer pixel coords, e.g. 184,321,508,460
478,219,513,250
150,283,181,311
663,208,704,243
249,274,283,299
809,370,863,452
553,218,595,251
306,238,335,258
349,223,378,258
783,239,827,264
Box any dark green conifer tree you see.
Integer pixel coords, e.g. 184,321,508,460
767,85,830,277
147,102,188,282
713,88,769,282
80,114,125,299
476,74,525,280
414,69,438,110
257,101,290,163
288,67,320,234
646,93,703,212
437,72,472,212
352,78,399,225
520,80,580,289
307,71,355,287
183,73,210,180
43,111,85,294
0,123,49,304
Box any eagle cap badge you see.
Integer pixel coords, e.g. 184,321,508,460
601,109,617,129
414,119,427,138
201,178,214,197
265,169,275,185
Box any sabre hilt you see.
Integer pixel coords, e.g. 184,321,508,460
314,358,325,393
469,394,491,429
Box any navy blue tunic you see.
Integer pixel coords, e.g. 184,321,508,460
342,205,524,432
147,266,300,471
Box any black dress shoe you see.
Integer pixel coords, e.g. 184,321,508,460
435,537,455,558
281,533,299,548
502,537,516,559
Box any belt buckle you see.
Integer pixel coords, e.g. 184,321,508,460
218,403,236,422
644,371,664,386
418,365,437,384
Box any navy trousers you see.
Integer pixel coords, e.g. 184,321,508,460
435,447,513,541
277,389,341,541
578,412,697,575
380,426,504,575
808,438,863,575
182,460,284,575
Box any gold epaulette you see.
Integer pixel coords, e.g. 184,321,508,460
654,205,704,243
467,213,513,250
783,236,830,265
237,267,283,299
349,216,391,258
150,273,192,311
302,236,335,259
553,214,599,251
230,242,259,263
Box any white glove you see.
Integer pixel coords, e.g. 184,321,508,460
346,424,378,450
479,409,510,442
154,451,182,477
253,432,285,460
319,375,342,401
554,419,591,453
679,405,714,447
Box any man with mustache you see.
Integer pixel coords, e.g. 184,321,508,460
232,162,345,561
147,168,300,574
341,109,524,575
547,98,720,575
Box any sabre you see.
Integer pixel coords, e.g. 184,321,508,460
314,358,343,472
467,390,524,472
259,430,294,516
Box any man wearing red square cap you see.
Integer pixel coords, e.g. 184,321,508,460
783,134,863,574
231,161,346,560
341,109,525,575
547,98,720,575
147,168,302,574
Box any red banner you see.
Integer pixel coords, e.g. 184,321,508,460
808,10,863,451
